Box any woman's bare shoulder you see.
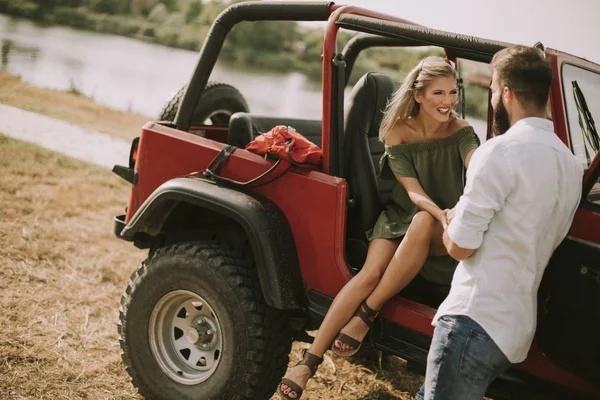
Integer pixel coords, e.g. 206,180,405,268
384,120,410,146
449,117,471,132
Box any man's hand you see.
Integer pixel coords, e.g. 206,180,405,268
441,208,476,261
440,208,455,231
446,208,455,225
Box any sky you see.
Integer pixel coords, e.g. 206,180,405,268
297,0,600,64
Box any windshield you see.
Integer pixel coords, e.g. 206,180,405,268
562,63,600,167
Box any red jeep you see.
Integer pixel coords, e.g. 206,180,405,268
112,2,600,399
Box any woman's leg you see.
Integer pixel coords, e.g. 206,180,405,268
335,211,446,352
279,238,400,399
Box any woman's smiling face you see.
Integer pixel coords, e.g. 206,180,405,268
415,75,458,123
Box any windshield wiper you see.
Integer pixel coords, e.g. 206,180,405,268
572,80,600,164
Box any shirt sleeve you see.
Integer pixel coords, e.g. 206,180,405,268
447,142,514,249
379,151,418,180
387,152,417,178
459,128,481,165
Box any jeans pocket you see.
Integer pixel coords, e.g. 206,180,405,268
436,315,454,329
459,330,509,383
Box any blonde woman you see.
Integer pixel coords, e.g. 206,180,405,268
278,56,480,400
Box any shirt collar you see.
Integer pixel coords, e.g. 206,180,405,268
508,117,554,135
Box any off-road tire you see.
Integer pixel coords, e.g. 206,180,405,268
158,82,249,126
118,241,291,400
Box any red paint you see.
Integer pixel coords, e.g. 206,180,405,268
126,124,353,297
547,50,571,147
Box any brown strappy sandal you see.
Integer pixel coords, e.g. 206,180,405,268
277,348,323,400
331,301,380,357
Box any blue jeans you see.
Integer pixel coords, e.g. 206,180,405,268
415,315,512,400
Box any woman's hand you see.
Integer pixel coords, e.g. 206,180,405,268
439,209,450,230
439,208,456,230
446,208,455,225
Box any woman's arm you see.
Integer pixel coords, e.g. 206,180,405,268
397,176,446,225
465,148,477,168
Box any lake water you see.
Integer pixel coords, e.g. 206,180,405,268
0,14,324,120
0,14,487,137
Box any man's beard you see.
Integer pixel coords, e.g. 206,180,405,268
492,98,510,137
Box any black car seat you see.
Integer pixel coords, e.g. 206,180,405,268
343,72,396,272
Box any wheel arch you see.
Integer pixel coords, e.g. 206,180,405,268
120,177,305,310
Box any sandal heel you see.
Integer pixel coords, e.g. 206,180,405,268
331,301,380,357
277,349,323,400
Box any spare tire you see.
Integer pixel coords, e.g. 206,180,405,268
158,82,249,127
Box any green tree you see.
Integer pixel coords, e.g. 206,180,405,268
196,0,231,24
88,0,130,15
148,3,168,23
228,21,298,53
183,0,202,23
161,0,179,12
163,12,185,28
131,0,159,16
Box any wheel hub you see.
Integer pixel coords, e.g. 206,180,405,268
187,318,217,349
148,290,223,385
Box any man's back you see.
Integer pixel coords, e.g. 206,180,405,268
435,117,583,363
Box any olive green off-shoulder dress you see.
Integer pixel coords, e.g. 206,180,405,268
366,125,480,285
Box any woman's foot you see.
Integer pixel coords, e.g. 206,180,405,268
332,301,379,356
279,364,313,399
334,313,370,353
277,349,323,400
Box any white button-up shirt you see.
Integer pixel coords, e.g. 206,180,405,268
434,117,584,363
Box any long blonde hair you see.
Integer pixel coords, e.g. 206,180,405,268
379,56,460,142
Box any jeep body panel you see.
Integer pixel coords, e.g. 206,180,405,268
120,176,305,309
123,122,354,295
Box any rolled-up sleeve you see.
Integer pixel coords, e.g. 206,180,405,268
448,143,514,249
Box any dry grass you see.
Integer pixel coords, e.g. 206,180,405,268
280,345,423,400
0,134,425,399
0,73,150,141
0,134,144,399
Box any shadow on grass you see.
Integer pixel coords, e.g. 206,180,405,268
346,346,423,399
357,387,411,400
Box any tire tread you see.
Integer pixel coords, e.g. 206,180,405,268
118,240,291,400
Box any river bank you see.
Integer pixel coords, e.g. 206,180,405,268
0,72,148,140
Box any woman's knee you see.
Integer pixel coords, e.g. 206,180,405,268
410,211,437,230
356,262,387,289
413,211,436,226
408,211,437,239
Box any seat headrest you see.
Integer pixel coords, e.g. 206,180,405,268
344,72,396,139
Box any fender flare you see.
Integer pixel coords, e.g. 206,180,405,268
120,177,305,310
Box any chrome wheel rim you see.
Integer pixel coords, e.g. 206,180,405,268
149,290,223,385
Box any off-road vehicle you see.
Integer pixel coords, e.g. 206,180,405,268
112,2,600,399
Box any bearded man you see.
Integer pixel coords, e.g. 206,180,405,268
416,45,584,400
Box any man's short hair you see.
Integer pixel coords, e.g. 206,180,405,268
491,45,553,110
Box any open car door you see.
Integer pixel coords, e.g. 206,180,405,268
537,141,600,386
